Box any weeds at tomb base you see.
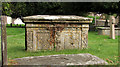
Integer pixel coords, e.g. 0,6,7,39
0,28,118,65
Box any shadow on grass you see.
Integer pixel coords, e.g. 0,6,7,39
8,45,25,53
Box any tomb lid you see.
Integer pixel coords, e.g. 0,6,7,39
23,15,93,23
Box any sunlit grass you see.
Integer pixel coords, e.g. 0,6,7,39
0,28,118,65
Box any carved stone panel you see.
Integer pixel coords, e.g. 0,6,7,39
64,28,80,49
55,27,82,50
26,23,89,51
36,32,52,50
26,28,53,51
27,30,33,51
81,28,89,49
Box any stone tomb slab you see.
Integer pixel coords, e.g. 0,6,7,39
97,27,120,36
23,15,93,51
12,53,108,65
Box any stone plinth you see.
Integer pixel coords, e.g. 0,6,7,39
23,15,92,51
97,27,120,36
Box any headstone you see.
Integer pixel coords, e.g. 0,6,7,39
109,16,115,39
97,27,120,36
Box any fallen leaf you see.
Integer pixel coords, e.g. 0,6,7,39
106,58,114,63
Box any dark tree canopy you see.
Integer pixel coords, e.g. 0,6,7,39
2,2,119,18
61,2,119,15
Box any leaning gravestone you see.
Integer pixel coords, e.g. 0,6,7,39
12,53,108,65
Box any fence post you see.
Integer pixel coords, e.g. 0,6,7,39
109,16,115,39
1,16,8,65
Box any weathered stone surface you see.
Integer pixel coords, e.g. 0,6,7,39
96,18,119,27
23,15,93,23
81,28,88,49
23,15,92,51
96,19,109,26
12,53,108,65
55,24,82,50
26,24,89,51
109,16,116,39
81,24,89,49
98,27,120,36
26,27,54,51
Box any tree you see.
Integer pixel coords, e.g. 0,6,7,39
2,2,119,18
2,2,63,18
61,2,119,15
2,2,12,16
91,2,119,14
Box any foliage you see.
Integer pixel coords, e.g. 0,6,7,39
91,2,119,14
61,2,93,16
87,16,100,23
2,2,12,16
2,2,63,18
2,2,119,18
10,3,27,18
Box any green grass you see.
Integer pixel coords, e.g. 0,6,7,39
0,28,118,65
6,28,25,36
6,24,25,27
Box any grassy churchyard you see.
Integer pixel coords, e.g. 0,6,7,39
0,27,118,65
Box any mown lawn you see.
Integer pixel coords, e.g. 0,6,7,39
0,28,119,65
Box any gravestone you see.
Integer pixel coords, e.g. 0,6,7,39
23,15,93,51
97,27,120,36
12,53,108,65
109,16,115,39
